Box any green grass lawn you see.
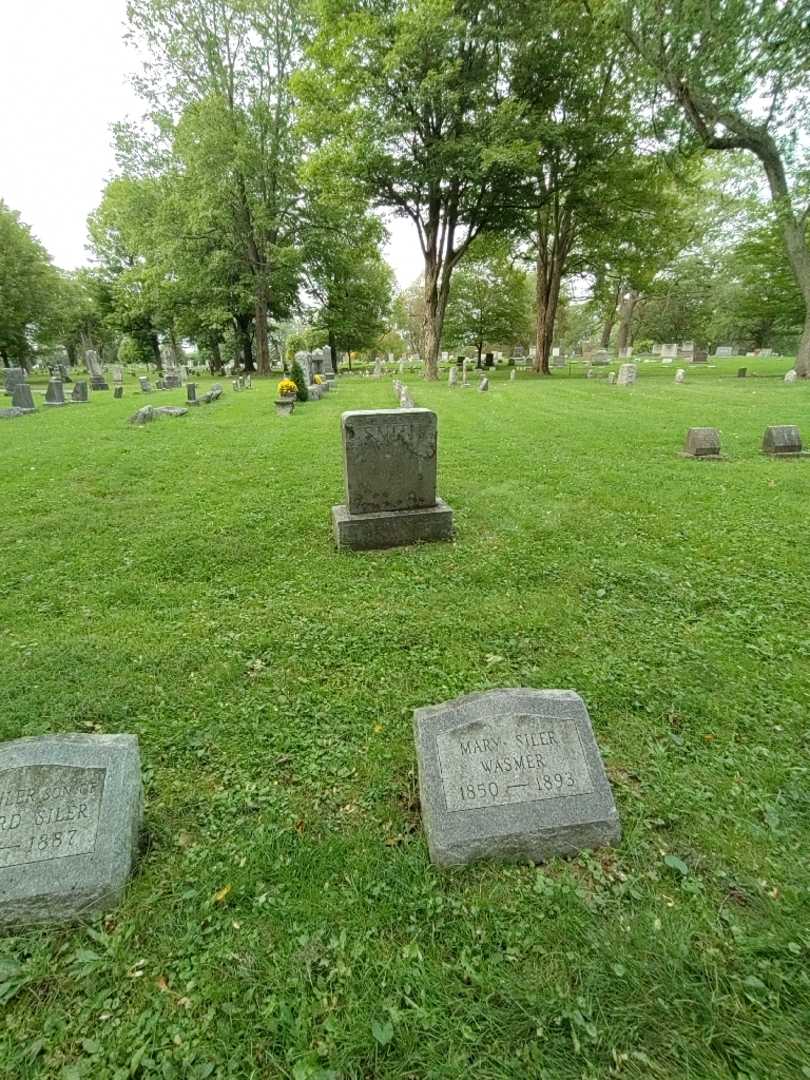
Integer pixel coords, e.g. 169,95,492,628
1,359,809,1080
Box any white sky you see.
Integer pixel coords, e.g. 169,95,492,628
0,0,422,287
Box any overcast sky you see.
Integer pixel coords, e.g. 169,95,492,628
0,0,422,286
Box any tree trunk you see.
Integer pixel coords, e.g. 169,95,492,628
328,328,338,374
780,217,810,376
254,283,268,375
422,263,441,380
150,334,161,369
600,284,621,348
616,290,639,354
209,339,223,374
235,314,253,372
534,252,563,375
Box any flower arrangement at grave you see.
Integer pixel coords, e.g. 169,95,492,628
313,374,325,384
277,378,298,400
289,360,309,402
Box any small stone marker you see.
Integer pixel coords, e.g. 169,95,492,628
332,409,453,551
784,369,798,384
186,383,198,405
44,378,66,407
448,365,458,388
11,384,36,413
607,372,616,385
0,407,25,420
71,380,89,403
762,425,803,456
399,387,415,409
413,689,620,867
682,427,722,459
462,359,470,387
129,405,156,425
674,368,686,384
737,367,747,378
138,377,152,394
510,369,516,381
617,363,637,386
0,733,142,927
715,346,733,358
113,385,124,400
479,377,489,392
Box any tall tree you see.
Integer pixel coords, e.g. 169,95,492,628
124,0,307,374
442,237,532,363
620,0,810,375
0,202,59,367
300,0,517,379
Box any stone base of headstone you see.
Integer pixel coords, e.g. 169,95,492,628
275,399,295,416
413,689,620,867
332,498,454,551
44,379,66,406
0,407,26,420
0,733,142,928
308,384,323,400
762,425,805,456
90,376,109,391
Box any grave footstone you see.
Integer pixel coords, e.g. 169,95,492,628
762,425,803,456
70,381,89,403
413,689,620,867
0,733,142,927
617,363,637,386
332,409,454,551
682,427,722,459
479,377,489,392
0,407,25,420
11,384,36,413
44,378,66,407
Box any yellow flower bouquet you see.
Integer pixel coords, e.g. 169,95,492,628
313,374,325,384
277,378,298,398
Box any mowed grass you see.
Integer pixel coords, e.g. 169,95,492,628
1,358,809,1080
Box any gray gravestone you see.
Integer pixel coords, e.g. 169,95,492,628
674,368,686,384
479,377,489,392
11,384,36,413
762,425,803,456
138,377,152,394
0,408,25,420
715,346,733,358
332,409,454,550
448,365,458,388
682,427,722,458
44,378,66,407
737,368,747,378
784,370,798,384
414,689,620,867
607,372,616,385
70,380,89,403
617,363,637,386
85,350,109,391
3,367,26,396
113,385,124,399
186,383,198,405
0,733,142,927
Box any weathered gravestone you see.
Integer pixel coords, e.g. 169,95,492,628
674,368,686,384
0,733,142,927
44,378,66,407
784,369,798,384
186,383,199,405
0,408,25,420
479,377,489,392
85,350,109,391
607,372,616,385
11,384,36,413
762,425,804,456
138,377,152,394
682,427,722,459
3,367,26,396
413,689,620,867
510,369,516,381
661,343,678,359
737,368,747,378
617,363,637,386
332,409,454,551
71,381,89,403
448,365,458,388
715,346,733,358
113,385,124,400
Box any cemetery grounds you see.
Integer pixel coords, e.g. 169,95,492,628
1,357,809,1079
